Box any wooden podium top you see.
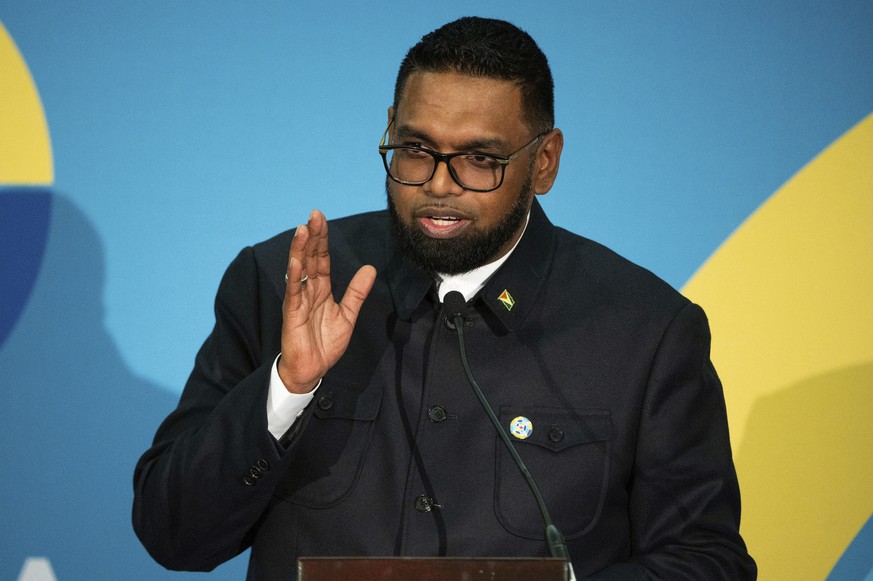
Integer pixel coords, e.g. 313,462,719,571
298,556,570,580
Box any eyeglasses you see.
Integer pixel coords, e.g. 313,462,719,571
379,124,547,192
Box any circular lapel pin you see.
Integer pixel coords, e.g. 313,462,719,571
509,416,533,439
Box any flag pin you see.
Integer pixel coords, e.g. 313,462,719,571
497,289,515,311
510,416,533,439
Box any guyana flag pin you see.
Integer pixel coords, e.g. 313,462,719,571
497,289,515,311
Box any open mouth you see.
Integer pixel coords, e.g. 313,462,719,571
418,214,471,238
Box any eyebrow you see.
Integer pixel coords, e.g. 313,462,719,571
393,123,509,152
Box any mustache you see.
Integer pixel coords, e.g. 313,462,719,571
385,179,473,220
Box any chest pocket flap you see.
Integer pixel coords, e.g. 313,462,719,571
506,407,611,452
496,407,612,539
276,378,382,507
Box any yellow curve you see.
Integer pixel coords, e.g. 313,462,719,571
0,20,53,185
683,113,873,580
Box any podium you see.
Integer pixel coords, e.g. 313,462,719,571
298,557,570,580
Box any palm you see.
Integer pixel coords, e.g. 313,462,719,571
278,210,376,393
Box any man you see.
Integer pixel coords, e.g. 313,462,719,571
133,16,756,579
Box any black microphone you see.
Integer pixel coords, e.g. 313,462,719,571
442,291,571,564
443,290,468,330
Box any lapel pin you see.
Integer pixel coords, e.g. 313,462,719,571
510,416,533,439
497,289,515,311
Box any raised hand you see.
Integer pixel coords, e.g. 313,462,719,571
277,210,377,393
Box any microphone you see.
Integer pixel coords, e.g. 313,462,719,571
442,290,468,330
442,291,572,565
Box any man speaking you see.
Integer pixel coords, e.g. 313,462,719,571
133,16,756,580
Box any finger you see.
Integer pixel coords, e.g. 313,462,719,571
288,223,309,275
339,265,377,323
283,256,306,314
304,210,324,282
285,225,310,310
311,210,331,280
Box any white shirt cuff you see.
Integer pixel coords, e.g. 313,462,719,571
266,354,320,440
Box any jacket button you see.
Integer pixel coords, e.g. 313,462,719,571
548,427,565,443
249,466,263,479
256,459,270,471
427,405,448,423
414,494,434,513
317,396,333,410
243,474,256,486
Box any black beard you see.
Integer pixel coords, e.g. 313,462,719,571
386,175,533,275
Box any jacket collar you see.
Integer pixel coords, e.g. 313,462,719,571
478,198,555,332
386,198,555,330
385,241,435,322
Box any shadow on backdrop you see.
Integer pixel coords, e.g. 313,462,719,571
0,191,247,579
737,362,873,580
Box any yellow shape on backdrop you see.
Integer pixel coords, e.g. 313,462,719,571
0,21,54,185
683,113,873,580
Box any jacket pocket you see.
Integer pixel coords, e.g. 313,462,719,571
274,377,382,508
495,407,611,539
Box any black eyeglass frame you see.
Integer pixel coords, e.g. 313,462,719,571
378,124,549,193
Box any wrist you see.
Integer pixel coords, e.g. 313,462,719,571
277,355,319,394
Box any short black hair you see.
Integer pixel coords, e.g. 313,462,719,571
393,17,554,134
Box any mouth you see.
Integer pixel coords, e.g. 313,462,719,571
414,208,472,239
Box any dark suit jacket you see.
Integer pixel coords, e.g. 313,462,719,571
133,200,756,579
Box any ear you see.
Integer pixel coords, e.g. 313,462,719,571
386,106,395,126
532,129,563,196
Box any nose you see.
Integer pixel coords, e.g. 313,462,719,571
422,159,464,197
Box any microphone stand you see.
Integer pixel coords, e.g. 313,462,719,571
443,291,573,573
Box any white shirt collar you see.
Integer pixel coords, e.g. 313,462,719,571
436,212,530,302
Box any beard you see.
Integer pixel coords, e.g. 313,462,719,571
386,173,533,276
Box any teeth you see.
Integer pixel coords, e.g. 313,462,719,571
431,217,460,226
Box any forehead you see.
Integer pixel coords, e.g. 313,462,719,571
394,71,527,145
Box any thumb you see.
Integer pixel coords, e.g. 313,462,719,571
339,265,377,322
